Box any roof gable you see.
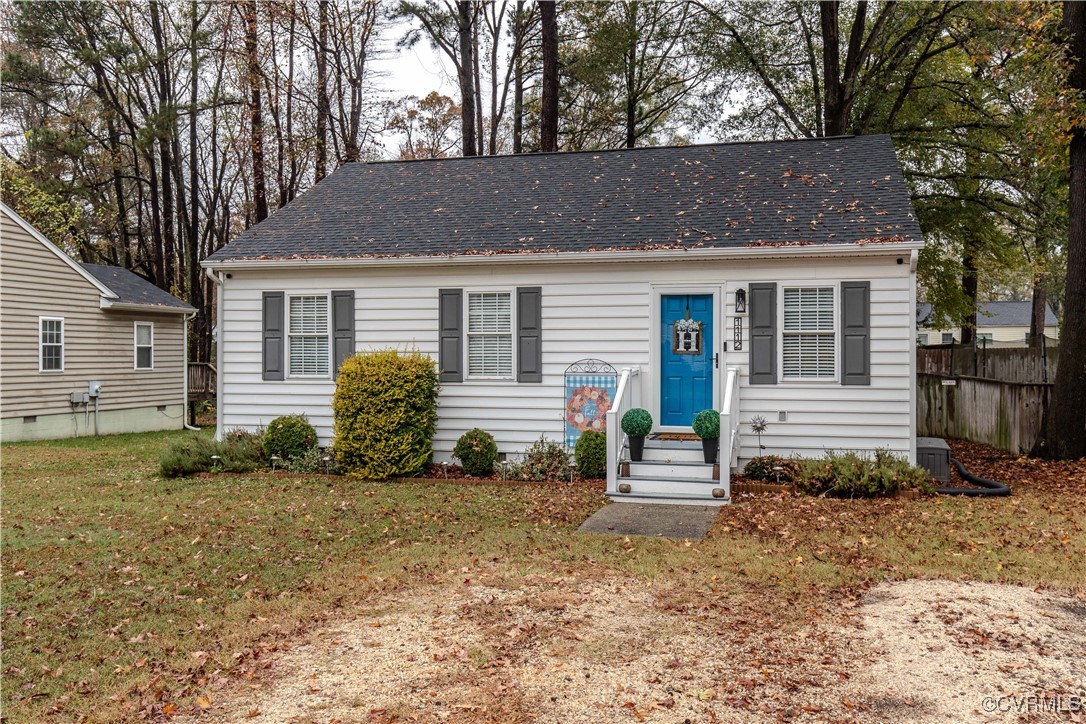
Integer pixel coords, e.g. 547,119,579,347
206,135,922,264
0,202,116,297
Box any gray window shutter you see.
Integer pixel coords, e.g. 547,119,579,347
438,289,463,382
841,281,871,385
262,292,284,381
517,287,542,383
332,290,355,376
748,283,777,384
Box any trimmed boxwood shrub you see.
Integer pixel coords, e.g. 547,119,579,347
332,349,439,479
263,415,317,461
743,455,800,483
692,409,720,439
621,408,652,437
453,428,498,477
794,449,934,497
575,430,607,478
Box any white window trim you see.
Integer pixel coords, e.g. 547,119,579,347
134,321,154,370
38,316,64,373
778,284,838,383
464,287,516,381
287,293,332,379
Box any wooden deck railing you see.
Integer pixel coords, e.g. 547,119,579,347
188,362,217,402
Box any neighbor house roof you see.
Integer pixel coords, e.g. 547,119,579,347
205,134,922,264
81,264,195,313
917,301,1057,328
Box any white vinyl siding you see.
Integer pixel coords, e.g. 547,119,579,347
217,254,916,465
467,291,513,379
134,322,153,369
39,317,64,372
288,295,330,377
782,287,835,379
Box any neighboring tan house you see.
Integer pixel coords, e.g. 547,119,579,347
916,301,1059,347
1,202,195,442
203,135,923,504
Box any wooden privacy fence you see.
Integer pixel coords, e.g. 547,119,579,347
917,373,1050,454
917,346,1057,384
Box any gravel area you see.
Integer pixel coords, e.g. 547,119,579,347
843,579,1086,722
188,579,1085,723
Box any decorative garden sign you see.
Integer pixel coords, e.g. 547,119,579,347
563,359,618,449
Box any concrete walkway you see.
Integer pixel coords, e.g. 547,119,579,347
577,502,720,540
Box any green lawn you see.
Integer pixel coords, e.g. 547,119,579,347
2,431,1083,721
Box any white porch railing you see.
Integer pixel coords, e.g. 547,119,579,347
605,366,640,494
718,366,741,497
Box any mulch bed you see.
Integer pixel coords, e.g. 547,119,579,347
946,438,1086,496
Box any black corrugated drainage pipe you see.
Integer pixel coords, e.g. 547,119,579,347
935,458,1012,496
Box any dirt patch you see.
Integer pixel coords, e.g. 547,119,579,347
842,579,1086,722
189,578,1085,723
190,576,856,722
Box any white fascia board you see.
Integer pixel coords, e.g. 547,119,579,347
1,201,118,298
201,241,926,272
99,298,195,314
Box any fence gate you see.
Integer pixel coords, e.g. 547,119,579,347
563,359,618,450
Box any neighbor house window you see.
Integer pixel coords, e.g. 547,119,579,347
782,287,835,379
39,317,64,372
977,332,993,346
134,322,153,369
467,291,513,378
942,332,955,344
916,333,929,346
288,295,330,377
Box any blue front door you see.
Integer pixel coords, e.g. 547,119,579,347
660,294,715,427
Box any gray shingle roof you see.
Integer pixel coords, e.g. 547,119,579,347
917,301,1057,327
82,264,195,312
205,135,922,263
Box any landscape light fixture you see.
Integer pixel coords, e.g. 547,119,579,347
270,455,281,471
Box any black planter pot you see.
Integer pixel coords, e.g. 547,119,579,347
701,437,719,464
629,435,646,462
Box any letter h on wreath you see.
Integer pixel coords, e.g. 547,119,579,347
673,317,702,354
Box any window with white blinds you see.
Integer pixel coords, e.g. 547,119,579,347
782,287,835,379
288,295,330,377
467,291,513,378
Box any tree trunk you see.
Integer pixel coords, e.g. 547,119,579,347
1039,0,1086,458
539,0,558,152
244,0,269,222
960,245,978,346
1029,274,1047,348
315,0,329,181
819,0,843,137
457,1,478,157
512,1,524,153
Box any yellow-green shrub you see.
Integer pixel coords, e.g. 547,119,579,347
332,349,439,479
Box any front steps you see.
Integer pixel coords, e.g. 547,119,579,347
609,438,730,505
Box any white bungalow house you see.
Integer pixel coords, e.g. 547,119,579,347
203,135,922,504
917,301,1059,347
1,202,195,441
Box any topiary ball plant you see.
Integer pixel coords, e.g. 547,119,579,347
621,408,653,438
575,429,607,479
263,415,318,462
692,409,721,464
692,409,720,439
453,428,498,477
621,408,653,462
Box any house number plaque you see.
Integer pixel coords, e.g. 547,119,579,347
733,316,742,351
